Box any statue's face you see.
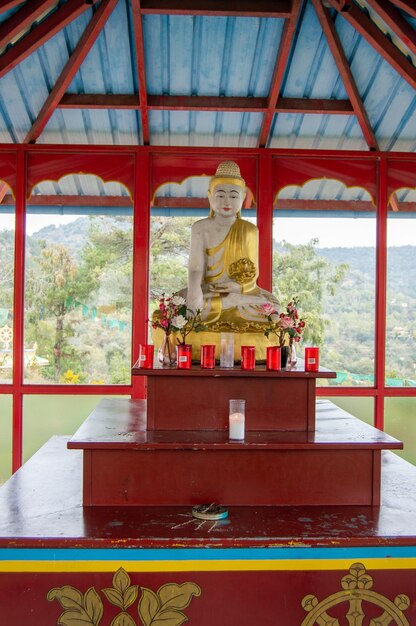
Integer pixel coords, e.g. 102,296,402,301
208,183,245,218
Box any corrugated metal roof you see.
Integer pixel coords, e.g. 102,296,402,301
0,0,414,150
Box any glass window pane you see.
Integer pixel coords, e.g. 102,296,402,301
273,181,376,386
0,394,12,484
385,397,416,466
0,184,14,384
22,394,126,463
321,396,374,425
24,175,133,384
386,204,416,386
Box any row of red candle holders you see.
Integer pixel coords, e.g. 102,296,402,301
137,344,320,371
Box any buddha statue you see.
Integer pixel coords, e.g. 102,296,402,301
154,161,278,361
153,161,280,361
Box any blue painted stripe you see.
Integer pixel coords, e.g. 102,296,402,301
2,545,416,562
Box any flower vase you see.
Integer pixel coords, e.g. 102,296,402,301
158,333,177,366
281,345,290,369
288,340,297,366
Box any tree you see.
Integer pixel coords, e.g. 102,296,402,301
273,238,348,346
25,243,95,382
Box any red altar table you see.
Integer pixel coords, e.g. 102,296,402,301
68,366,402,507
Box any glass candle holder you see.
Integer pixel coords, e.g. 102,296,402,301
201,344,216,369
177,344,192,369
137,344,154,369
229,399,245,441
266,346,281,371
220,332,234,368
241,346,255,370
305,346,320,372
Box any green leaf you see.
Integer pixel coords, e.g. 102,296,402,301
138,588,160,626
113,567,131,593
111,612,137,626
124,586,139,610
55,609,95,625
84,587,104,624
152,610,187,626
102,588,124,609
47,586,84,610
158,583,201,611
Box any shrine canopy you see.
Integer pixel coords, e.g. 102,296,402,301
0,0,415,211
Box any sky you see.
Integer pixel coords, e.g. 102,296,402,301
1,213,416,247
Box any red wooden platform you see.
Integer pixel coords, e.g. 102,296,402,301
0,430,415,547
68,398,402,507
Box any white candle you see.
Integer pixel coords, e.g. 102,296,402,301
229,412,245,440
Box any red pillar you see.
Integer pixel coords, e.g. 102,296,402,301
257,152,273,291
12,148,25,472
131,151,150,399
374,157,388,431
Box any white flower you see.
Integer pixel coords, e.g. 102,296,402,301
172,314,187,329
172,295,186,306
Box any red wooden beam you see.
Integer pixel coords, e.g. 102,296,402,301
139,0,292,17
23,194,133,207
58,92,354,115
276,97,354,114
312,0,379,150
13,193,413,212
24,0,118,144
258,0,303,147
388,0,416,19
0,0,57,51
131,0,150,145
0,0,95,80
327,0,416,91
366,0,416,57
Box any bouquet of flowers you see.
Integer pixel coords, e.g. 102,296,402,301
151,293,205,345
259,297,306,347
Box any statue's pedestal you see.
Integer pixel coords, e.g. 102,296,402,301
68,366,402,507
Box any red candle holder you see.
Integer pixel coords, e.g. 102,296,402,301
177,344,192,369
137,344,154,369
241,346,255,370
305,346,320,372
266,346,281,371
201,344,216,369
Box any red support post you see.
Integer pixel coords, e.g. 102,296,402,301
131,151,151,399
257,152,273,291
11,149,25,472
374,157,388,431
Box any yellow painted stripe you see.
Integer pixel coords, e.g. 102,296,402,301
1,558,416,573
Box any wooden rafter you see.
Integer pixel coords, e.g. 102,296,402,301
0,0,95,80
24,0,118,144
365,0,416,57
0,0,57,51
326,0,416,91
131,0,150,145
0,182,9,203
388,0,416,20
258,0,303,147
312,0,378,150
139,0,292,17
58,93,354,115
0,1,25,11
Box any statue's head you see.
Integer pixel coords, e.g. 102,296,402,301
208,161,246,218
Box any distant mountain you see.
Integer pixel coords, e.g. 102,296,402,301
31,217,90,257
